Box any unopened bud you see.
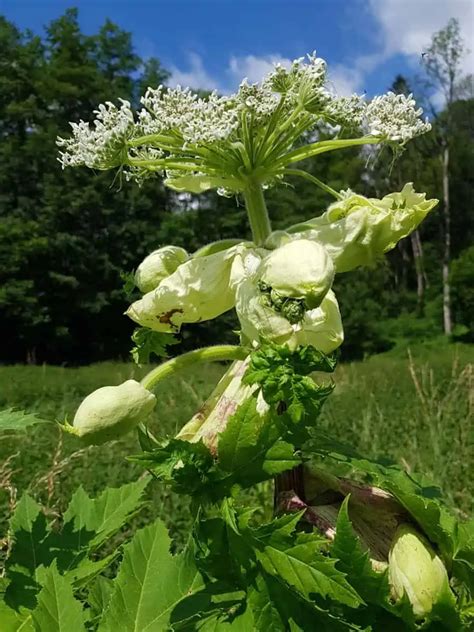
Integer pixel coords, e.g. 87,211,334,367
135,246,188,293
388,524,453,619
64,380,156,445
259,239,334,309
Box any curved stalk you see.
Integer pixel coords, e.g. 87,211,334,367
275,136,382,168
140,345,247,392
283,168,342,200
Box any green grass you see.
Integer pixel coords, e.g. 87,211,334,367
0,343,472,547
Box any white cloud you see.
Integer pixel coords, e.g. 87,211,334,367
169,52,295,94
328,53,384,95
169,52,221,91
368,0,474,75
227,54,292,84
323,1,473,101
167,5,473,102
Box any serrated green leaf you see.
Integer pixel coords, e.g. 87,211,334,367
121,269,137,297
5,494,49,610
131,327,179,365
243,342,335,424
132,438,230,501
99,519,204,632
249,573,366,632
0,409,52,432
63,476,149,548
217,397,301,487
87,577,114,626
247,574,286,631
64,552,118,588
331,496,389,604
452,519,474,592
31,562,86,632
5,481,148,611
254,536,362,608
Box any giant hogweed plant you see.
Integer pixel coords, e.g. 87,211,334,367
1,54,473,631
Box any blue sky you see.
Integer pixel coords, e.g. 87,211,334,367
1,0,472,98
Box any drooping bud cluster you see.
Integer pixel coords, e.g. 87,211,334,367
124,184,436,354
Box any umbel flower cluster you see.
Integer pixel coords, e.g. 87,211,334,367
57,52,431,194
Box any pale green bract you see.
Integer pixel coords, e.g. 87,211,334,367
135,245,188,293
231,247,343,352
284,183,438,273
64,380,156,445
388,524,455,618
127,243,248,332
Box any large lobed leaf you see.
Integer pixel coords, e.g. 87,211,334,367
99,518,204,631
31,563,86,632
4,478,149,611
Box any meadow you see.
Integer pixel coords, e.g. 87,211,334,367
0,342,472,547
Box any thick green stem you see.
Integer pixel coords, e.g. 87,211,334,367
242,180,272,246
140,345,247,391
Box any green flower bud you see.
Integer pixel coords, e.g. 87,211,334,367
64,380,156,445
287,184,438,273
388,524,454,619
135,246,188,294
280,297,306,324
127,244,245,332
259,239,334,308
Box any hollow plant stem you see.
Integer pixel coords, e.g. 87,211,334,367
242,179,272,246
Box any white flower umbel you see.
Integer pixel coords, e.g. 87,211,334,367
366,92,431,143
57,53,432,197
57,99,135,169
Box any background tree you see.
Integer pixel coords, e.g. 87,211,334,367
422,18,470,335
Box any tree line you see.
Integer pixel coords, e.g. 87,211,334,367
0,9,472,364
